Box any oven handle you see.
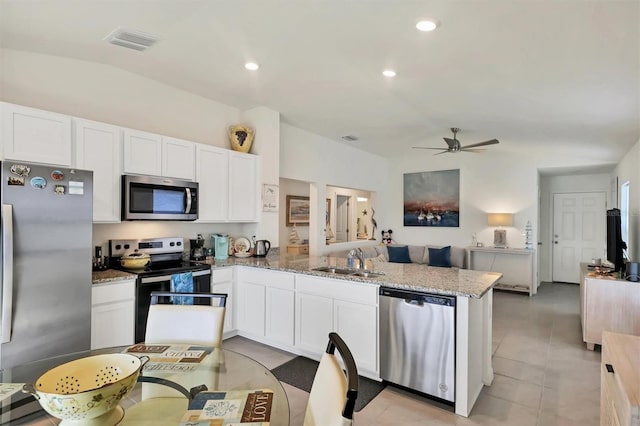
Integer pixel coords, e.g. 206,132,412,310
140,269,211,284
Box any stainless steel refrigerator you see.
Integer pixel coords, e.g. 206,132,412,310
1,161,93,369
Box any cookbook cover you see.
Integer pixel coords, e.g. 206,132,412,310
179,388,274,425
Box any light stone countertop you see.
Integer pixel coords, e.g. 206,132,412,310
199,253,502,299
92,269,137,284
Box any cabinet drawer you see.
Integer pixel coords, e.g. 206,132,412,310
211,267,233,283
296,274,378,305
238,267,295,290
92,280,135,305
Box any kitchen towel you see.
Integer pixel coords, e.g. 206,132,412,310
170,272,194,305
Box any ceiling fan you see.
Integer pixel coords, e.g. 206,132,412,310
413,128,499,155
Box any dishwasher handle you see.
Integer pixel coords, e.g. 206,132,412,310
380,287,455,307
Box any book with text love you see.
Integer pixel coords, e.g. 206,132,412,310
179,388,274,425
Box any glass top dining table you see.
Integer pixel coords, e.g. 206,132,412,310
0,344,290,425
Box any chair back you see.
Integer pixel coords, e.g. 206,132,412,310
145,292,227,347
304,332,359,426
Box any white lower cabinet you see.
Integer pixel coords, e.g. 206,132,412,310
211,267,234,335
295,274,379,376
235,267,295,348
91,279,135,349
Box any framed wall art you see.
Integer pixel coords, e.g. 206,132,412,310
286,195,310,226
403,169,460,227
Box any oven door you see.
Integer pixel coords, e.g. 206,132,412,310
122,175,198,221
135,269,211,343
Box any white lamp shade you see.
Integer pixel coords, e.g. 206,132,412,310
487,213,513,227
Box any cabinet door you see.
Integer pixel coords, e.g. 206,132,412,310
162,136,195,180
228,151,259,222
75,119,122,222
296,292,333,354
236,281,265,337
266,287,294,346
91,300,135,349
123,129,162,176
2,103,72,166
334,300,378,373
196,144,229,222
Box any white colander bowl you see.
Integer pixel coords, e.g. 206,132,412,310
24,353,144,425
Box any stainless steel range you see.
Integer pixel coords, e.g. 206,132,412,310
109,237,211,342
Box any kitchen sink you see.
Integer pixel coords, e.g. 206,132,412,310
312,266,385,278
312,266,355,275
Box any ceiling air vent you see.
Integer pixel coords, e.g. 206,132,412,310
104,27,158,52
341,135,359,142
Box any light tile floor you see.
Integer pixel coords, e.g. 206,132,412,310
16,282,600,426
225,281,602,426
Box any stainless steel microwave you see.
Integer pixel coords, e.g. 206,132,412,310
121,175,198,221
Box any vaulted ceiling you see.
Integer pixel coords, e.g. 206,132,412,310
1,0,638,164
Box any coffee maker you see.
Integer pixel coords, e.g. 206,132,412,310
190,234,206,261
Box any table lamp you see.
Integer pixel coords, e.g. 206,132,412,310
488,213,513,248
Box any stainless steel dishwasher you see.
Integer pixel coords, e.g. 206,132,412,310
379,287,456,403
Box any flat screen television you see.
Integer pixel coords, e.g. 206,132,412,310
606,208,627,272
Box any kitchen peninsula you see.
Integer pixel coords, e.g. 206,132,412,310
93,253,501,417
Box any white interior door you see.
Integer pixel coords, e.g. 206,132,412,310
552,192,606,283
335,195,350,242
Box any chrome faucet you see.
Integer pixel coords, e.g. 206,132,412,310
355,248,366,270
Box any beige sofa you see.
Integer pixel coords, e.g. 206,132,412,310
327,244,467,269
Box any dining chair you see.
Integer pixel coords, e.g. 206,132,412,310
141,291,227,400
304,332,359,426
145,291,227,347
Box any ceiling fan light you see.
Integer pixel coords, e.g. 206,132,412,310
416,20,439,32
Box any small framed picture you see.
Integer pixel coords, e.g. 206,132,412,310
286,195,310,226
494,229,507,248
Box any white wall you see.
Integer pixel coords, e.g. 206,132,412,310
613,140,640,260
538,173,612,282
280,123,389,255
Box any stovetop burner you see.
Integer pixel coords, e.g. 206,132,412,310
109,237,210,277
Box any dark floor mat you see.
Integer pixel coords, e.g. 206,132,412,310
271,356,386,412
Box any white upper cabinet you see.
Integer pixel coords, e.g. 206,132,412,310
123,129,163,176
74,119,122,222
228,151,259,222
196,144,229,222
1,102,72,166
123,129,195,180
162,136,195,181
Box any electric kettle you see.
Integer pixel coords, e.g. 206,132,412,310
212,233,230,261
254,239,271,257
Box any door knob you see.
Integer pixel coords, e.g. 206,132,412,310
554,241,558,244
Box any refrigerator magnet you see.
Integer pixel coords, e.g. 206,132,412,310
50,170,65,181
54,184,65,195
68,180,84,195
30,176,47,189
10,164,31,177
7,176,25,186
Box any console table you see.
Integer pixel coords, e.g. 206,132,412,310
580,264,640,350
468,247,536,296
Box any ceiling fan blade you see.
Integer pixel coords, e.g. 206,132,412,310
460,139,499,149
459,148,486,153
433,150,452,156
443,137,457,149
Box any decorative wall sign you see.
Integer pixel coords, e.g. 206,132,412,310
403,169,460,227
262,184,278,212
286,195,310,226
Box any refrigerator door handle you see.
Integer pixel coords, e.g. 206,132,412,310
1,204,14,343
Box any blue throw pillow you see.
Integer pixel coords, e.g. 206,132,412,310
428,246,452,268
387,245,412,263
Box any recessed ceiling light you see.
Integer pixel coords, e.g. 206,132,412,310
382,70,397,77
416,19,439,32
245,62,260,71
